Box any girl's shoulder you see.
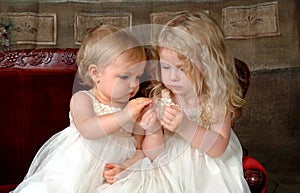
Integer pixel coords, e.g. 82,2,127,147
72,90,121,115
70,90,95,108
72,90,94,100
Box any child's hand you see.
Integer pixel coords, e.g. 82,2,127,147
125,97,152,121
103,163,125,184
140,106,162,134
160,105,182,132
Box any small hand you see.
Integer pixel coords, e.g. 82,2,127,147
125,97,152,121
103,163,125,184
160,105,182,132
140,106,162,134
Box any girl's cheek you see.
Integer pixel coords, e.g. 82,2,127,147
161,73,168,83
131,86,139,97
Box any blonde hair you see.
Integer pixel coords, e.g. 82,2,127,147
153,12,245,121
76,24,146,86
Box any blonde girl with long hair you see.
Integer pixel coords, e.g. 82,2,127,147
101,12,251,193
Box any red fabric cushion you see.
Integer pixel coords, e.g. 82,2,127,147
0,184,17,193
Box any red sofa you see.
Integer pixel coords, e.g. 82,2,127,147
0,48,267,193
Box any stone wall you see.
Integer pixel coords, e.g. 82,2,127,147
0,0,299,192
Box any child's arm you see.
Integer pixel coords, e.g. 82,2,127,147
103,149,145,184
103,125,145,184
70,91,152,140
179,112,231,157
161,105,231,157
117,125,146,167
142,129,164,161
140,107,164,160
102,109,165,183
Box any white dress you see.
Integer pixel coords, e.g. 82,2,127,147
100,107,251,193
11,91,137,193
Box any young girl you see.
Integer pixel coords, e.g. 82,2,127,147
101,12,251,193
10,25,152,193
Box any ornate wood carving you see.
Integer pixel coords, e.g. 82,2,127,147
0,48,78,69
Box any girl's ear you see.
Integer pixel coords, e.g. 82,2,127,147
88,64,101,83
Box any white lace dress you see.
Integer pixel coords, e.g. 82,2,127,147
10,91,137,193
100,107,251,193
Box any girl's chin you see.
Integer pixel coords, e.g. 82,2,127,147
168,88,183,94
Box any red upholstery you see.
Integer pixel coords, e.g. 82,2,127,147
0,49,78,192
0,48,267,193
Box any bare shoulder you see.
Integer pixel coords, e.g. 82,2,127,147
72,90,92,100
70,90,93,109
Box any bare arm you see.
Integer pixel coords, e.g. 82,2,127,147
178,112,231,157
142,129,164,160
70,91,152,140
162,105,231,157
122,124,146,167
140,107,164,160
103,124,145,184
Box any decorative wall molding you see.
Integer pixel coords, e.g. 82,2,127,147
74,13,132,45
150,10,209,25
222,2,280,39
150,11,189,25
0,12,57,45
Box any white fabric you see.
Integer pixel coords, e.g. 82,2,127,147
99,121,251,193
11,91,137,193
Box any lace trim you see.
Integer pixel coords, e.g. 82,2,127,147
184,107,210,129
84,90,121,115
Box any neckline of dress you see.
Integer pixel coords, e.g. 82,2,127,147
86,90,122,111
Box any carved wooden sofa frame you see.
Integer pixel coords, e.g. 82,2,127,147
0,48,267,193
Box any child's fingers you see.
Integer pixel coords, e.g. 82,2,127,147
128,98,153,119
104,163,115,169
170,104,181,111
104,174,115,184
103,169,114,177
163,107,177,120
165,105,181,114
161,106,182,132
136,97,152,107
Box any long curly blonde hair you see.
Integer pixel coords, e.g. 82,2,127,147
147,12,245,121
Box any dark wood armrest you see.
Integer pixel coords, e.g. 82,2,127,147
244,168,267,193
243,155,268,193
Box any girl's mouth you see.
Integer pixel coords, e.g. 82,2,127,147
168,85,181,91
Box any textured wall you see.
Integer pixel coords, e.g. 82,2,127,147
235,67,300,192
0,0,299,192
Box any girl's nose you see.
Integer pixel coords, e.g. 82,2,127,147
169,69,180,81
129,79,139,89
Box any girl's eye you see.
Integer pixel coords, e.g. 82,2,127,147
119,75,129,80
162,64,170,69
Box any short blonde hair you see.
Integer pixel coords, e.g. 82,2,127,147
76,24,146,86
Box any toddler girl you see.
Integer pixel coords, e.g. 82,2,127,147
11,25,151,193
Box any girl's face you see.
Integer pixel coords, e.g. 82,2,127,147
159,48,192,96
97,51,146,107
